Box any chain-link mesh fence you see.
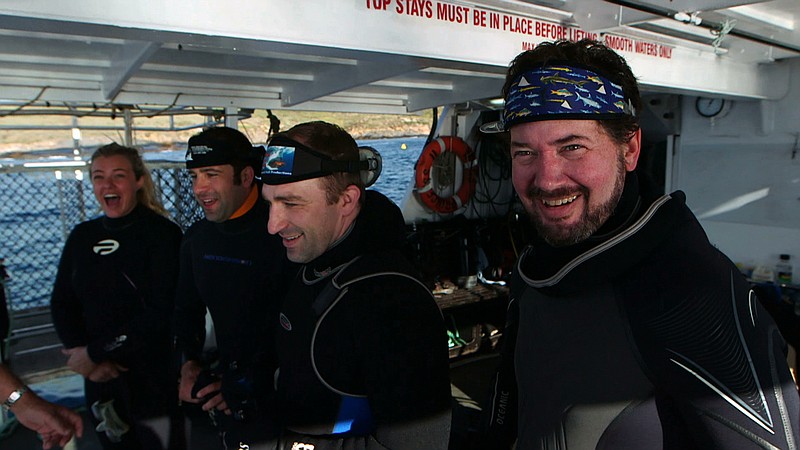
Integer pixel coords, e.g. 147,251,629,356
0,161,202,312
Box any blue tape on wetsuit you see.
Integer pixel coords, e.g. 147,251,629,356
332,395,374,435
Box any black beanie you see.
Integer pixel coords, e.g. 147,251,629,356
186,127,263,171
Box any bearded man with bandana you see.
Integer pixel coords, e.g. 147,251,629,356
482,39,800,449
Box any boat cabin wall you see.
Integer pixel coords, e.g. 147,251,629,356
672,59,800,281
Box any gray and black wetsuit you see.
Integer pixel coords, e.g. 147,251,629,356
271,190,452,450
487,173,800,449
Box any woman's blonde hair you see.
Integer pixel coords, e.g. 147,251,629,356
90,143,169,217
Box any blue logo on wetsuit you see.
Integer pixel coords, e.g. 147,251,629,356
202,254,253,266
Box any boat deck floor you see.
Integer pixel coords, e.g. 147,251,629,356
0,352,500,450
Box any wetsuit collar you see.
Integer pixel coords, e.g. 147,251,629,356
519,172,682,294
590,170,642,241
213,183,267,234
525,171,642,273
302,190,405,284
229,184,258,220
102,203,149,231
303,218,359,283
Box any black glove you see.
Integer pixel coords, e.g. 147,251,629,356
191,369,221,403
221,363,258,422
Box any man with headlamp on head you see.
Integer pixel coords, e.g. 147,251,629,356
173,126,291,449
482,39,800,449
259,121,452,450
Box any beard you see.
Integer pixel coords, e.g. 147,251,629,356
527,154,627,247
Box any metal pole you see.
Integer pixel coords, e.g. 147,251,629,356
76,171,87,223
55,171,69,242
124,108,134,146
224,107,238,129
71,117,81,159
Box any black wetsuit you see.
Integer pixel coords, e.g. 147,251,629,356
172,193,291,446
486,173,800,449
269,190,452,450
51,205,183,449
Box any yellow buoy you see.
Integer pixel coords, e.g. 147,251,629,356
400,143,407,150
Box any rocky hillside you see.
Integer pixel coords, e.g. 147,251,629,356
0,109,434,158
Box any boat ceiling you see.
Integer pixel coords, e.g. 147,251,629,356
0,0,799,117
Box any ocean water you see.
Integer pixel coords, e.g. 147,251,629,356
0,136,427,311
361,136,426,205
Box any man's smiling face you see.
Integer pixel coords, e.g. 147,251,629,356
262,178,349,264
510,119,639,247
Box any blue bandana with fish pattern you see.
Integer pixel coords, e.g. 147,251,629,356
485,65,635,132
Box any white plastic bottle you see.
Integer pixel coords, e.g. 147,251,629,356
776,254,793,285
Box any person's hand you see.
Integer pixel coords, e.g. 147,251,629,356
13,391,84,449
178,361,202,403
63,347,126,382
61,347,95,378
196,380,231,415
87,361,127,383
197,380,231,416
178,363,231,415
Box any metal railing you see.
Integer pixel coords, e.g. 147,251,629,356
0,160,203,312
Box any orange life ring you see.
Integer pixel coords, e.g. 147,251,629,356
414,136,477,214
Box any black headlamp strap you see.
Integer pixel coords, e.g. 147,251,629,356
294,141,362,175
320,159,368,173
262,136,368,185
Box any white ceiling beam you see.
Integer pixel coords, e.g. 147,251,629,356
281,58,423,107
141,63,313,82
407,78,504,112
571,1,765,32
0,53,109,68
568,3,654,31
728,4,795,31
621,0,767,12
116,91,409,114
0,73,101,86
102,40,161,101
282,99,409,114
0,85,106,103
122,82,281,101
128,76,283,94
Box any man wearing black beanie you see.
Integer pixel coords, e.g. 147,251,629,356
173,126,293,449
